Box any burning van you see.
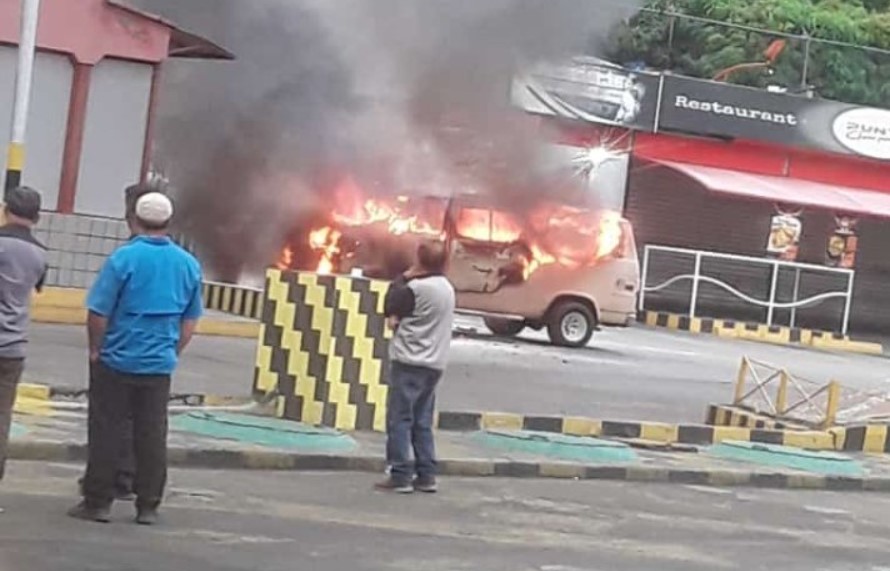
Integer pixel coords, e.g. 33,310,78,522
277,175,640,348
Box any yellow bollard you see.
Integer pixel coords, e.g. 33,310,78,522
775,369,790,416
733,357,750,404
823,380,841,429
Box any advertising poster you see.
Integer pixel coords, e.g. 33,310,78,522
767,213,802,261
826,216,858,269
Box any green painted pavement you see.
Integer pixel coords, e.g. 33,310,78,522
171,411,357,451
474,430,638,463
10,422,25,439
708,441,863,477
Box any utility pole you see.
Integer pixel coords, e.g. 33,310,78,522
4,0,42,196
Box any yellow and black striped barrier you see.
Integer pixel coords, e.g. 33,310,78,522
253,269,392,431
202,281,264,320
706,404,808,431
832,425,890,453
435,411,838,450
639,311,883,355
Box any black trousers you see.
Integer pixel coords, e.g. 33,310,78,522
82,361,170,510
0,357,24,481
78,417,135,496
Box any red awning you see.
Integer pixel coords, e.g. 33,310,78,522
651,160,890,218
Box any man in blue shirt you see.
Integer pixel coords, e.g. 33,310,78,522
68,192,203,525
77,183,154,502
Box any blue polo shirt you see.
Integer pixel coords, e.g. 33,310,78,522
87,236,203,375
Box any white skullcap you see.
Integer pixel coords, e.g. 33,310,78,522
135,192,173,225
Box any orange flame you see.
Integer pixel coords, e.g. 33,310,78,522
276,246,293,270
523,242,557,279
276,174,627,278
333,198,444,237
595,210,623,260
455,208,523,243
308,226,341,275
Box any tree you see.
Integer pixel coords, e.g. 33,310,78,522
607,0,890,107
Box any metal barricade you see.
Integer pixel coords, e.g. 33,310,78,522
639,245,855,335
733,357,841,429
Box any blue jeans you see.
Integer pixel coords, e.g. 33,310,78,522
386,361,441,484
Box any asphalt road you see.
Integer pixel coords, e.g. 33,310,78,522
2,461,890,570
24,318,890,423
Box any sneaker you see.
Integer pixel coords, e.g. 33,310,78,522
413,476,438,493
115,488,136,502
67,502,111,523
135,508,159,526
374,478,414,494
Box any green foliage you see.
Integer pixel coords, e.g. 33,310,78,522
607,0,890,107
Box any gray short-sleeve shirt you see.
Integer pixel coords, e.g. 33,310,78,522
0,224,47,358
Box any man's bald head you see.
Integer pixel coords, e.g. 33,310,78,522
416,240,448,274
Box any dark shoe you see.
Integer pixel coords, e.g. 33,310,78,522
67,502,111,523
374,478,414,494
135,508,159,526
414,476,438,493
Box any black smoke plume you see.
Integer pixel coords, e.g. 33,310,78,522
137,0,641,280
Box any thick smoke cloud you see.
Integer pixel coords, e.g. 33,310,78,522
137,0,641,280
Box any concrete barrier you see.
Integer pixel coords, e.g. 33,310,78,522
253,269,391,431
639,311,883,355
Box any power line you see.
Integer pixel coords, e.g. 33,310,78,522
639,7,890,58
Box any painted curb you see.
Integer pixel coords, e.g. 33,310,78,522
706,404,890,454
30,308,259,339
706,404,810,431
195,319,260,339
13,386,844,452
31,286,260,338
15,382,253,408
831,425,890,454
639,311,883,356
24,383,890,455
7,439,890,492
434,411,838,450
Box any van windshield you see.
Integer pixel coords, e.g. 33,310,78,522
455,208,523,243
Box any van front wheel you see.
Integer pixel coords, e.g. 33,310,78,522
547,301,595,348
483,317,525,337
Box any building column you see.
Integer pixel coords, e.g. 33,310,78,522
57,61,92,213
140,63,162,183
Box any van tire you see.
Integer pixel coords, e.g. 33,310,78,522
483,317,525,337
547,301,595,348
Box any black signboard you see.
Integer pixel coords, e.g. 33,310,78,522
658,75,890,161
513,60,890,162
511,56,661,132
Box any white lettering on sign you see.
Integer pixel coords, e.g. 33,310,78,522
673,94,798,126
832,108,890,160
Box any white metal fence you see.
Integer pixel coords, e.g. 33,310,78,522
639,245,856,334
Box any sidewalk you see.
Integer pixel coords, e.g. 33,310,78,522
11,405,890,492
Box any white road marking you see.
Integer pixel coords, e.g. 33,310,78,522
803,505,851,517
449,338,626,366
594,339,699,357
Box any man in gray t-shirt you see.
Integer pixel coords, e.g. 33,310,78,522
0,187,47,481
376,240,455,494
